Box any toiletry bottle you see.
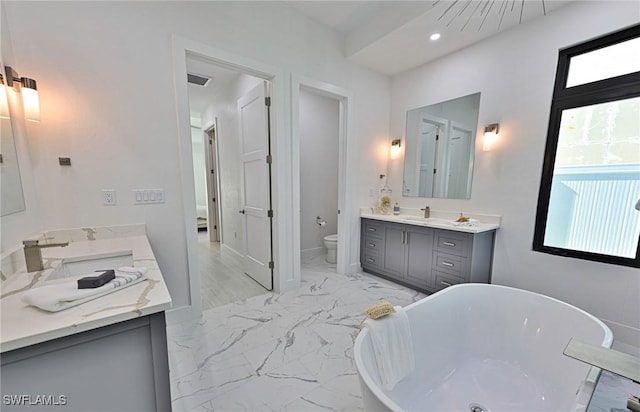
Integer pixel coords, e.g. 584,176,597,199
393,203,400,215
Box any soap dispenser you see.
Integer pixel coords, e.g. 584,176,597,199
393,203,400,215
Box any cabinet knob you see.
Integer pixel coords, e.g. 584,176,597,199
441,261,454,267
443,241,456,247
366,257,375,263
440,281,452,287
367,243,376,248
368,227,376,232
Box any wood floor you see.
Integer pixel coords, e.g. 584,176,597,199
198,232,269,310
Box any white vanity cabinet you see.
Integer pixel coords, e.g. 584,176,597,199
361,218,495,293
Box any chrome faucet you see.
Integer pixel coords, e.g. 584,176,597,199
23,239,69,272
420,205,430,218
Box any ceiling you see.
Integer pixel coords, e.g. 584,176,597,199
186,1,576,117
286,0,575,75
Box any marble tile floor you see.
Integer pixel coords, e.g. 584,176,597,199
167,255,425,411
167,255,639,411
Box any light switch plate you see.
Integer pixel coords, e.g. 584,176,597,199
133,189,165,205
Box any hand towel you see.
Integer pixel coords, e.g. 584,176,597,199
364,305,414,391
22,266,148,312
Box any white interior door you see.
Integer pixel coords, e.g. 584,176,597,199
446,122,473,198
238,81,273,290
204,125,221,243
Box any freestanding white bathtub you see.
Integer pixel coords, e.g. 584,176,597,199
354,284,613,412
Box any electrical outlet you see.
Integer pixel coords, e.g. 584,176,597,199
102,190,116,205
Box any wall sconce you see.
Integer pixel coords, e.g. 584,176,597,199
0,74,9,119
483,123,499,151
4,66,40,123
391,139,402,158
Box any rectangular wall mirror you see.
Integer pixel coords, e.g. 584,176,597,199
1,64,27,217
403,92,480,199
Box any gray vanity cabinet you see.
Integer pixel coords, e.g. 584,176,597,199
362,219,434,289
361,218,495,293
0,312,170,411
405,226,435,289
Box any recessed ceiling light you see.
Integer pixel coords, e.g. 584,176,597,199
430,33,441,41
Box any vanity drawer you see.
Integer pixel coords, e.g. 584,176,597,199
362,252,381,269
435,231,470,257
362,237,382,253
362,220,384,239
433,271,464,291
433,252,465,278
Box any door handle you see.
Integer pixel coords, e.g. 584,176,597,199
239,210,245,214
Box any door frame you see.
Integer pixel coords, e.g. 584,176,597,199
171,36,292,317
203,122,222,243
291,75,353,277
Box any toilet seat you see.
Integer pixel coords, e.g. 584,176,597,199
324,234,338,242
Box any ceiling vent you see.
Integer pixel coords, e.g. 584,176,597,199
187,73,211,87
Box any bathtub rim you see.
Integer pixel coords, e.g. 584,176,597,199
353,283,614,412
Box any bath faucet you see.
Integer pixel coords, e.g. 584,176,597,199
23,239,69,272
420,205,430,218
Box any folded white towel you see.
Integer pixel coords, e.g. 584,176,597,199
22,266,148,312
364,305,414,391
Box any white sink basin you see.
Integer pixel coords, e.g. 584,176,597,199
47,250,134,281
402,216,434,223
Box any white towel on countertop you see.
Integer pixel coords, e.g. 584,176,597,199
363,305,414,391
21,266,148,313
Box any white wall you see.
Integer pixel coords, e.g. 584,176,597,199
2,1,391,306
201,74,263,255
0,3,42,255
190,126,207,218
388,1,640,348
299,89,339,257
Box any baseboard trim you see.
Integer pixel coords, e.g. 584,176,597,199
165,305,199,324
301,247,326,260
221,243,244,259
348,262,361,275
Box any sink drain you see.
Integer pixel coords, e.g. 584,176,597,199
469,403,490,412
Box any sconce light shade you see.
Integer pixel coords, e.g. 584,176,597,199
390,138,402,158
483,123,499,151
21,80,40,123
0,80,9,119
4,66,40,123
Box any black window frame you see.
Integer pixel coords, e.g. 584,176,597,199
533,24,640,268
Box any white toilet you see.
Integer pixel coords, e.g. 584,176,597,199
323,234,338,263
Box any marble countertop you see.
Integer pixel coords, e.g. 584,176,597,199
360,208,501,234
0,225,172,353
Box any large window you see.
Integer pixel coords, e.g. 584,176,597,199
534,24,640,268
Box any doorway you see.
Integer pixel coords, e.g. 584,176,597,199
186,53,273,310
291,76,352,280
298,88,340,268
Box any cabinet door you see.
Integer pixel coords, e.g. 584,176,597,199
382,224,406,279
405,226,434,288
